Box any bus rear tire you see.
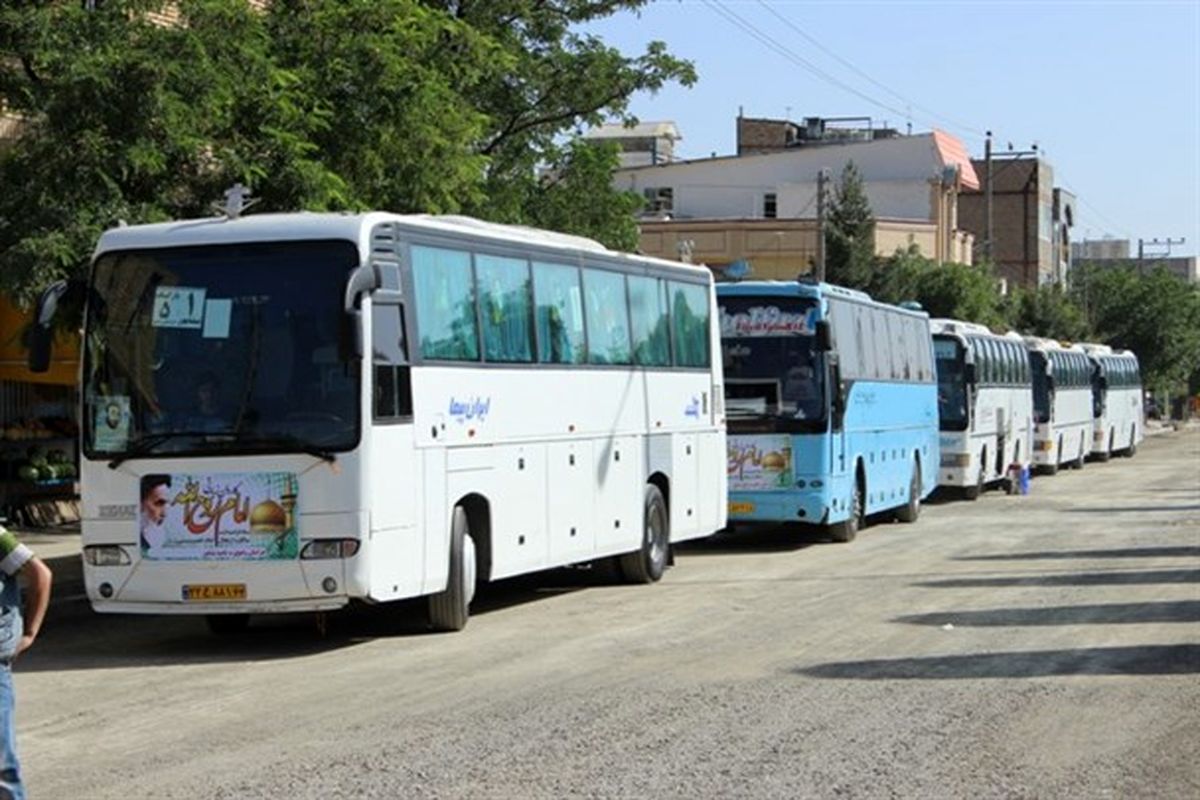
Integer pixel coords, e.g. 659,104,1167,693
620,485,669,584
1125,426,1138,457
428,506,477,632
206,614,249,636
895,460,921,523
830,476,863,543
1095,430,1113,462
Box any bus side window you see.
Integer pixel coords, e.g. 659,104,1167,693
372,303,412,420
584,267,632,365
533,261,586,364
669,281,711,368
411,245,479,361
628,275,670,367
476,253,534,363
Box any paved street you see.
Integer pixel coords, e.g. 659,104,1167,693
15,429,1200,799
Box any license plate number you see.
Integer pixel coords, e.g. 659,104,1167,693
182,583,247,602
728,501,755,514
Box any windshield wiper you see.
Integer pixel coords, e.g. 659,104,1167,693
107,430,231,469
239,434,337,463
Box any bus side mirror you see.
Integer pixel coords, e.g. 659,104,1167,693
342,263,382,359
27,280,71,373
964,362,977,385
815,319,832,352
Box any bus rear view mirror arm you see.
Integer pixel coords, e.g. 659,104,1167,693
343,263,380,313
27,279,77,373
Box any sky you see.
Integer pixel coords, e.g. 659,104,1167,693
583,0,1200,258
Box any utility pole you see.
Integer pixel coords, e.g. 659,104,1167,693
816,168,828,283
1138,237,1186,268
984,131,993,265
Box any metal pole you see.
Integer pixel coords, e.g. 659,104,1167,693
816,168,827,283
984,131,993,265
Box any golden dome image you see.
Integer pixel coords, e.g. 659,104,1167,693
249,500,287,534
761,451,787,470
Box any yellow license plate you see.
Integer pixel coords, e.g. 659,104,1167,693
182,583,247,602
728,501,756,514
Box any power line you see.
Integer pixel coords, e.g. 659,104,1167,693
703,0,977,140
752,0,986,139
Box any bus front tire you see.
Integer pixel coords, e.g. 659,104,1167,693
963,464,984,501
830,478,863,543
206,614,249,636
895,461,921,523
428,506,477,632
620,485,669,584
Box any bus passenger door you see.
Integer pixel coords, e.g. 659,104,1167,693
367,299,423,601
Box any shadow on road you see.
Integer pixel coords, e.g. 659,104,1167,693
894,600,1200,627
1065,504,1200,513
955,546,1200,561
915,569,1200,589
797,644,1200,679
16,566,606,672
676,524,824,556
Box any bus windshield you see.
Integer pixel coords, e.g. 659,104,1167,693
83,240,361,459
934,336,968,431
719,297,825,432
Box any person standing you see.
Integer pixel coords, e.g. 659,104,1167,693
0,525,53,800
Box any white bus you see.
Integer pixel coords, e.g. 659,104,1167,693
1080,343,1143,460
29,211,727,632
1024,337,1093,474
932,320,1033,498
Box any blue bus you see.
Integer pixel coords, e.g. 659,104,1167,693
718,281,939,541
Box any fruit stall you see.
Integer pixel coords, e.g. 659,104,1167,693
0,297,81,527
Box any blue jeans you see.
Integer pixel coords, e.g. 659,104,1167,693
0,662,22,800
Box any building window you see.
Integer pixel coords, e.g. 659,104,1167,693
763,193,777,219
643,187,673,214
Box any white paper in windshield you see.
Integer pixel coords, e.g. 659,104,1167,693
202,298,232,338
152,287,207,329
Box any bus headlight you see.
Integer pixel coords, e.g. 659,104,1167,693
84,545,131,566
300,539,361,560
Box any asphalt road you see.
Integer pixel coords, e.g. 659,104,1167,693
16,429,1200,799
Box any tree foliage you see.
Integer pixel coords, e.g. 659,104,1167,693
824,160,875,289
0,0,694,301
1071,263,1200,393
1005,284,1090,343
870,245,1005,329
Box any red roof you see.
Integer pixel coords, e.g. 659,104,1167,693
932,129,979,190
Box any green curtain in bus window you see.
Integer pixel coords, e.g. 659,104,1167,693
411,245,478,361
670,281,710,368
628,275,670,366
584,268,632,364
476,254,533,363
533,261,586,364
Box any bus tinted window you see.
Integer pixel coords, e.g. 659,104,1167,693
670,282,711,368
412,245,479,361
533,261,586,365
628,275,671,367
476,254,534,363
584,268,632,365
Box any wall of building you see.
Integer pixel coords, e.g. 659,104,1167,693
959,157,1057,287
636,218,941,281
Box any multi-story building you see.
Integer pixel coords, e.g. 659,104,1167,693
610,116,977,279
958,155,1074,289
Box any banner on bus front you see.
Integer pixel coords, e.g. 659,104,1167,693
139,471,300,561
727,435,794,491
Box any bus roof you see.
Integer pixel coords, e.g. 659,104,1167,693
92,211,710,278
717,280,930,317
931,319,1025,342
